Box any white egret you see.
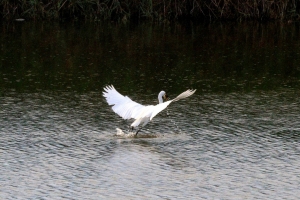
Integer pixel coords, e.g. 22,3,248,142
103,85,196,135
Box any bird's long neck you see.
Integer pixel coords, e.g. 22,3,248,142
158,96,163,104
158,92,164,104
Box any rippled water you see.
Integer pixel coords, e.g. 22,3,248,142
1,89,300,199
1,21,300,199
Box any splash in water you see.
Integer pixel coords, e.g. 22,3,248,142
115,128,161,138
115,128,136,137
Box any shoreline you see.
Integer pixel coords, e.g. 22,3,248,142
1,1,300,22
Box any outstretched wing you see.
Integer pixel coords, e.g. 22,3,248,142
103,85,145,120
172,89,196,102
150,101,172,121
150,89,196,120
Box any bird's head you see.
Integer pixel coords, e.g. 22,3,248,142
158,91,168,103
163,93,169,101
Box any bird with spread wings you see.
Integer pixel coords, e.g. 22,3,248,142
103,85,196,135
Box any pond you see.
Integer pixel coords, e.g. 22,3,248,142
0,21,300,199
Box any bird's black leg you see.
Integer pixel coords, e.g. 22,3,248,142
135,128,142,136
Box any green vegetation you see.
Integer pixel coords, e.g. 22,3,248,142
1,0,300,21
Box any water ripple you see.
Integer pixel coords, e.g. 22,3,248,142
1,90,300,199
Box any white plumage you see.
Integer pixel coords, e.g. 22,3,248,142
103,85,196,135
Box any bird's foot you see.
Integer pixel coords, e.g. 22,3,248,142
135,129,141,136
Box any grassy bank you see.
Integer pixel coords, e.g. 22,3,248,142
1,0,300,21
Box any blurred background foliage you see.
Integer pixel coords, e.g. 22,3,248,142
1,0,300,22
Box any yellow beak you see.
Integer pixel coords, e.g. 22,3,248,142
163,94,169,101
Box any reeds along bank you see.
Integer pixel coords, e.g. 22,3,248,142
1,0,300,21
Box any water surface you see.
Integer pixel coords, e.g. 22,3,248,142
1,21,300,199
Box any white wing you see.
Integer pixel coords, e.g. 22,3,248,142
103,85,145,120
150,89,196,120
172,89,197,102
150,101,172,121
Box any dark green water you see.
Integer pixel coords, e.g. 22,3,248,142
1,21,300,94
0,21,300,199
